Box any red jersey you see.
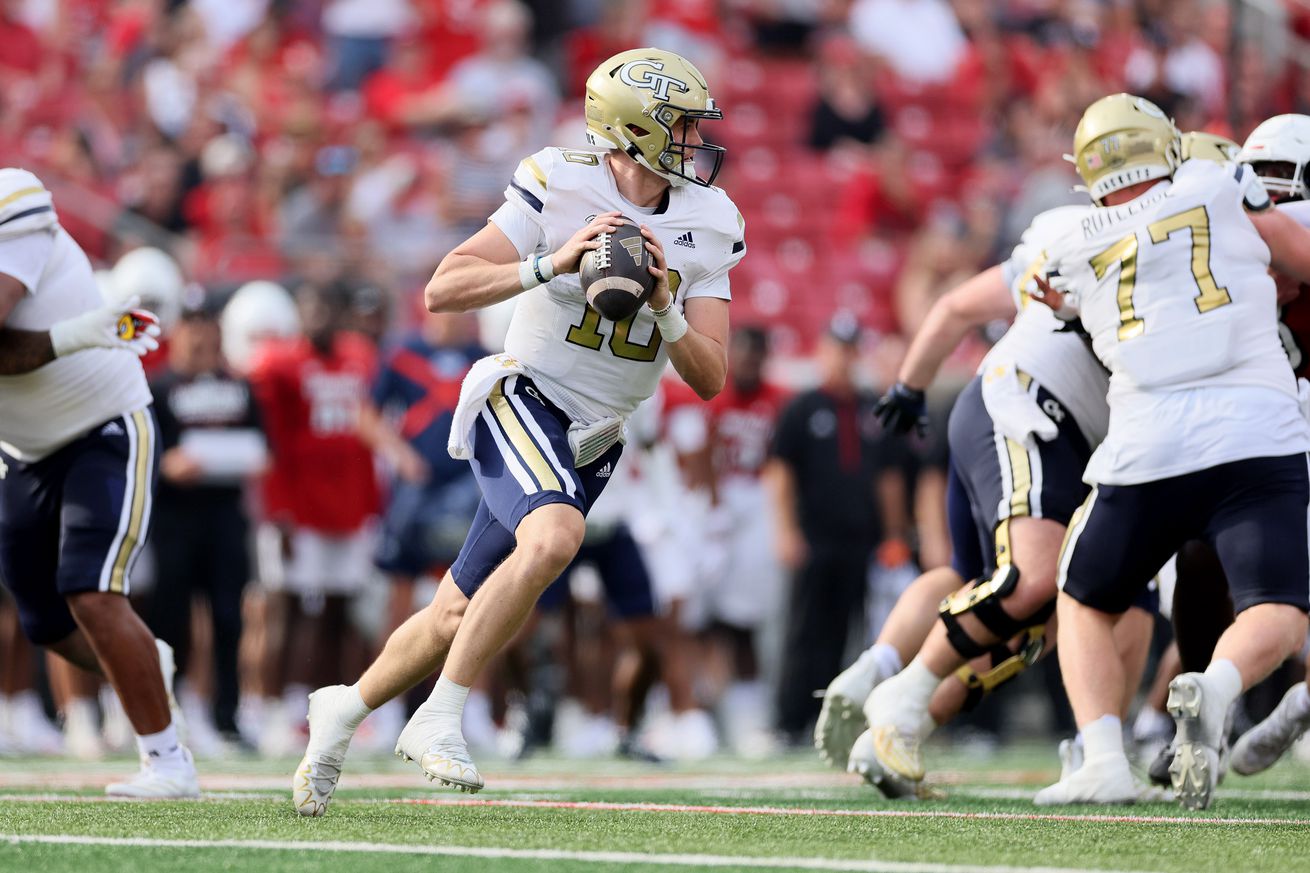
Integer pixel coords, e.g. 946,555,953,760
250,332,380,534
706,381,788,481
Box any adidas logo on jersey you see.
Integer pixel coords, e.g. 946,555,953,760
100,421,125,437
673,231,695,249
595,462,612,479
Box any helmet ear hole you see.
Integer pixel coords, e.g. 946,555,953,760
626,124,650,137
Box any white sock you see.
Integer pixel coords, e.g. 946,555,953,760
340,684,372,730
137,723,184,765
423,675,470,738
870,643,903,679
1202,659,1243,710
877,657,939,733
897,657,941,703
1080,714,1124,763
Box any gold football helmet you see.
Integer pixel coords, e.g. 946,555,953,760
1071,94,1181,204
584,48,725,187
1180,131,1240,163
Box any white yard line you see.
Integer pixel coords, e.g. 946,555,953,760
1,793,1307,826
0,834,1161,873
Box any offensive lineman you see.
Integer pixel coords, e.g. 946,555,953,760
1029,95,1310,809
0,169,198,796
1170,115,1310,779
292,48,745,815
825,132,1238,797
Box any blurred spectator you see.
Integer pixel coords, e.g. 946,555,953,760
848,0,966,85
765,314,909,742
444,0,558,139
834,136,928,247
808,36,887,152
322,0,415,91
279,145,358,262
562,0,646,98
147,306,269,751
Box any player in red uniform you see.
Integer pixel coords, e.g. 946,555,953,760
695,326,789,754
248,280,380,755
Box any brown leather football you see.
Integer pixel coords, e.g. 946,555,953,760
579,219,657,321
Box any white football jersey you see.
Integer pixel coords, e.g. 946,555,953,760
0,220,152,461
1047,158,1309,485
986,204,1109,448
488,146,745,423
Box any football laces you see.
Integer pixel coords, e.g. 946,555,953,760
596,230,612,270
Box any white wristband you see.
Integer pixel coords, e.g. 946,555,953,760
519,254,556,290
651,302,689,343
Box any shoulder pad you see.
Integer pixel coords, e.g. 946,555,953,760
683,185,746,259
507,147,608,214
0,168,54,226
1022,204,1087,249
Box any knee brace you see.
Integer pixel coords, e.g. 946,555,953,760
953,625,1047,711
938,564,1055,659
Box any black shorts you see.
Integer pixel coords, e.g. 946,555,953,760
1059,453,1310,615
538,523,657,620
947,375,1093,575
0,409,158,644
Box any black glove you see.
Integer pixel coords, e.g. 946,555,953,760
875,382,927,435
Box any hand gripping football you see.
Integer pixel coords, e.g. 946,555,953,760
579,219,657,322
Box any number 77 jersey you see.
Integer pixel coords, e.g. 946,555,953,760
1046,157,1310,486
488,146,746,424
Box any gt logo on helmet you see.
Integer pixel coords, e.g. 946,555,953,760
618,60,690,102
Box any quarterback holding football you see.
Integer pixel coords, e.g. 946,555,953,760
292,47,746,814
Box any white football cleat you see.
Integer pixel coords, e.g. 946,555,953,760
292,685,364,817
5,691,63,756
1230,684,1310,776
106,747,200,799
1166,673,1226,810
395,708,483,793
815,648,889,769
847,726,922,799
1034,754,1163,806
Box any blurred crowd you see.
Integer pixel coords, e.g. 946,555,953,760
2,0,1307,760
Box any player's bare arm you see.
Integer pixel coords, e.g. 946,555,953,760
425,212,624,313
897,264,1014,390
0,272,56,375
1249,206,1310,285
643,225,727,400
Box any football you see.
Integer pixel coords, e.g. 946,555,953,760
579,218,657,322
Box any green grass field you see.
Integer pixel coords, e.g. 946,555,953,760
1,744,1308,873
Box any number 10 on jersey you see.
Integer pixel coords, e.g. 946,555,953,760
566,269,682,362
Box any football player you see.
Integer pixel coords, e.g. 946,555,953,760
831,130,1251,798
0,169,198,796
830,197,1137,794
248,281,381,756
1030,94,1310,809
292,48,744,814
1173,115,1310,780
